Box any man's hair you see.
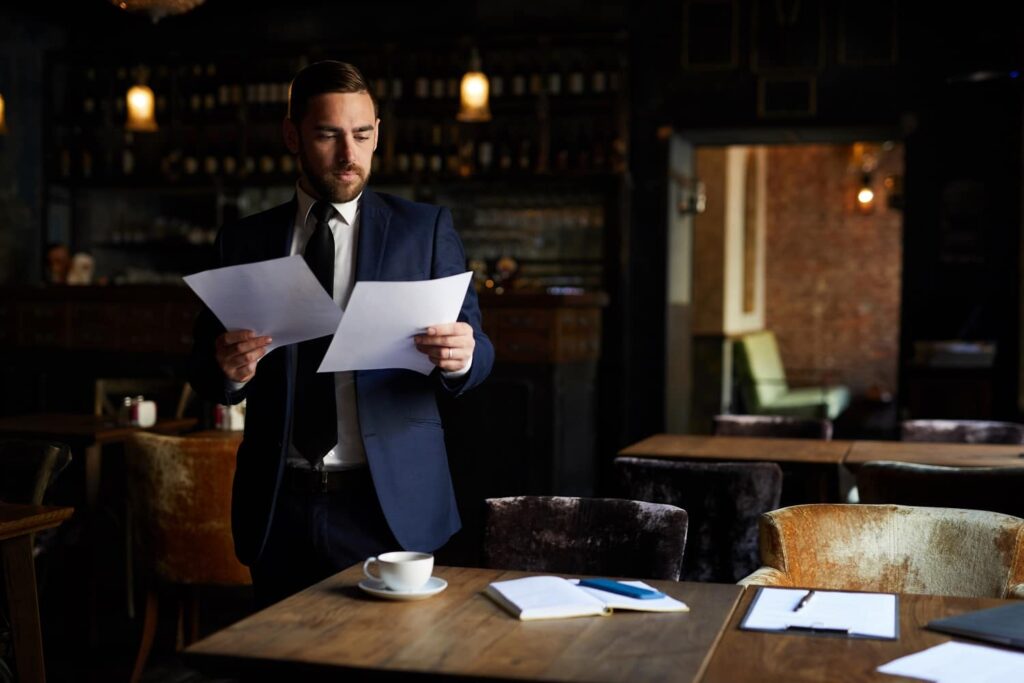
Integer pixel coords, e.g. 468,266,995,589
287,60,378,123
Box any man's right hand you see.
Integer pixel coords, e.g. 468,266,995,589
215,330,273,383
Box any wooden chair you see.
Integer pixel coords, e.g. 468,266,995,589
94,377,192,421
857,460,1024,518
740,504,1024,598
482,496,688,581
615,457,782,582
712,414,833,440
125,433,251,683
900,419,1024,444
0,439,72,506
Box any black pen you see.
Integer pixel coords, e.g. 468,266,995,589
793,590,816,612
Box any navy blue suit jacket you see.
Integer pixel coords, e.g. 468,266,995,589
188,189,494,565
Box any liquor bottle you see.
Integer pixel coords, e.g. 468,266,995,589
428,124,444,174
568,55,585,96
121,131,135,176
204,63,217,113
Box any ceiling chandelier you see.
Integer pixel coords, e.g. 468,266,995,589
110,0,207,22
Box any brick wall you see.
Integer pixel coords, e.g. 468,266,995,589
765,144,903,398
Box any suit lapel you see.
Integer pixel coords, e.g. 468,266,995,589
356,189,391,282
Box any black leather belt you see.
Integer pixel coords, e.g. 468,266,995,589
282,466,370,494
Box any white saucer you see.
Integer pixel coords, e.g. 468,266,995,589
358,576,448,601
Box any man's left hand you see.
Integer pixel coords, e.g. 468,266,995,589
415,322,475,373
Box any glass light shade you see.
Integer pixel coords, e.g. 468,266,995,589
126,84,158,132
457,71,491,122
0,93,7,134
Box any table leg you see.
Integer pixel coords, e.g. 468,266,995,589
2,534,46,683
84,443,102,507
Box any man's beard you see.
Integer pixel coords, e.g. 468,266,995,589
298,148,370,203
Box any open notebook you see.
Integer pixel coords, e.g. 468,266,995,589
484,576,690,621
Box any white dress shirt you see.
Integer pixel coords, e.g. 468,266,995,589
289,184,366,469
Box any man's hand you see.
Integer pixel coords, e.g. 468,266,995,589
415,322,475,373
215,330,272,383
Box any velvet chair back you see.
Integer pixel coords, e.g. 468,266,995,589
857,461,1024,518
713,414,833,440
741,504,1024,598
0,439,72,505
615,457,782,582
483,496,688,581
900,419,1024,444
126,432,249,586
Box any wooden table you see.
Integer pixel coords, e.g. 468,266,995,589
619,434,853,465
699,587,1013,683
846,439,1024,468
619,434,855,503
0,503,74,683
0,414,196,504
185,565,744,682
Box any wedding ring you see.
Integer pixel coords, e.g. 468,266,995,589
445,347,451,360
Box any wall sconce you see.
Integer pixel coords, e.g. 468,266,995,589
457,48,491,123
856,172,875,213
110,0,206,22
0,92,7,135
126,68,158,132
673,172,707,215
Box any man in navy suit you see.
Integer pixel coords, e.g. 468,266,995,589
188,61,493,606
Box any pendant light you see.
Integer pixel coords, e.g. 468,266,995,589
457,48,491,123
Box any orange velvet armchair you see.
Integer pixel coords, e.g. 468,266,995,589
126,432,251,683
740,504,1024,599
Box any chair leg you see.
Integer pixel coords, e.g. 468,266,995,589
130,590,158,683
186,587,200,646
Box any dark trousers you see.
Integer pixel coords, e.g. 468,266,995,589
250,467,398,609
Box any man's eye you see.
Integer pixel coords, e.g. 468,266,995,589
317,133,337,140
355,136,369,142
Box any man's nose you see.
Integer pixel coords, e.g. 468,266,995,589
335,137,355,163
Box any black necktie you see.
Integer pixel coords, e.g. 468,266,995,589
293,201,337,467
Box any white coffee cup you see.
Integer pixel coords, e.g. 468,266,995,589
362,551,433,592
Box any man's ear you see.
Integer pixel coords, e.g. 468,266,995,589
283,118,299,154
373,118,381,152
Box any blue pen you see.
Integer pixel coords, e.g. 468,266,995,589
578,578,666,600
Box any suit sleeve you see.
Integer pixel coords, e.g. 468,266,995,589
431,206,494,396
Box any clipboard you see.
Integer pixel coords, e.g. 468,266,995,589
739,587,900,640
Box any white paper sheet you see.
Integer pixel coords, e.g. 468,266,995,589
742,587,897,638
183,255,342,353
319,272,473,375
877,641,1024,683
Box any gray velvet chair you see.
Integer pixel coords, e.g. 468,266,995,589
857,460,1024,518
713,414,833,440
482,496,688,581
900,419,1024,444
615,457,783,582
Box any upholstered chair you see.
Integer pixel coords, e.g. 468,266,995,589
900,419,1024,444
857,461,1024,518
615,457,782,582
482,496,688,581
740,504,1024,599
713,414,833,440
734,331,850,419
126,433,252,683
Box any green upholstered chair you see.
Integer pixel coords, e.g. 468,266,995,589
734,331,850,420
